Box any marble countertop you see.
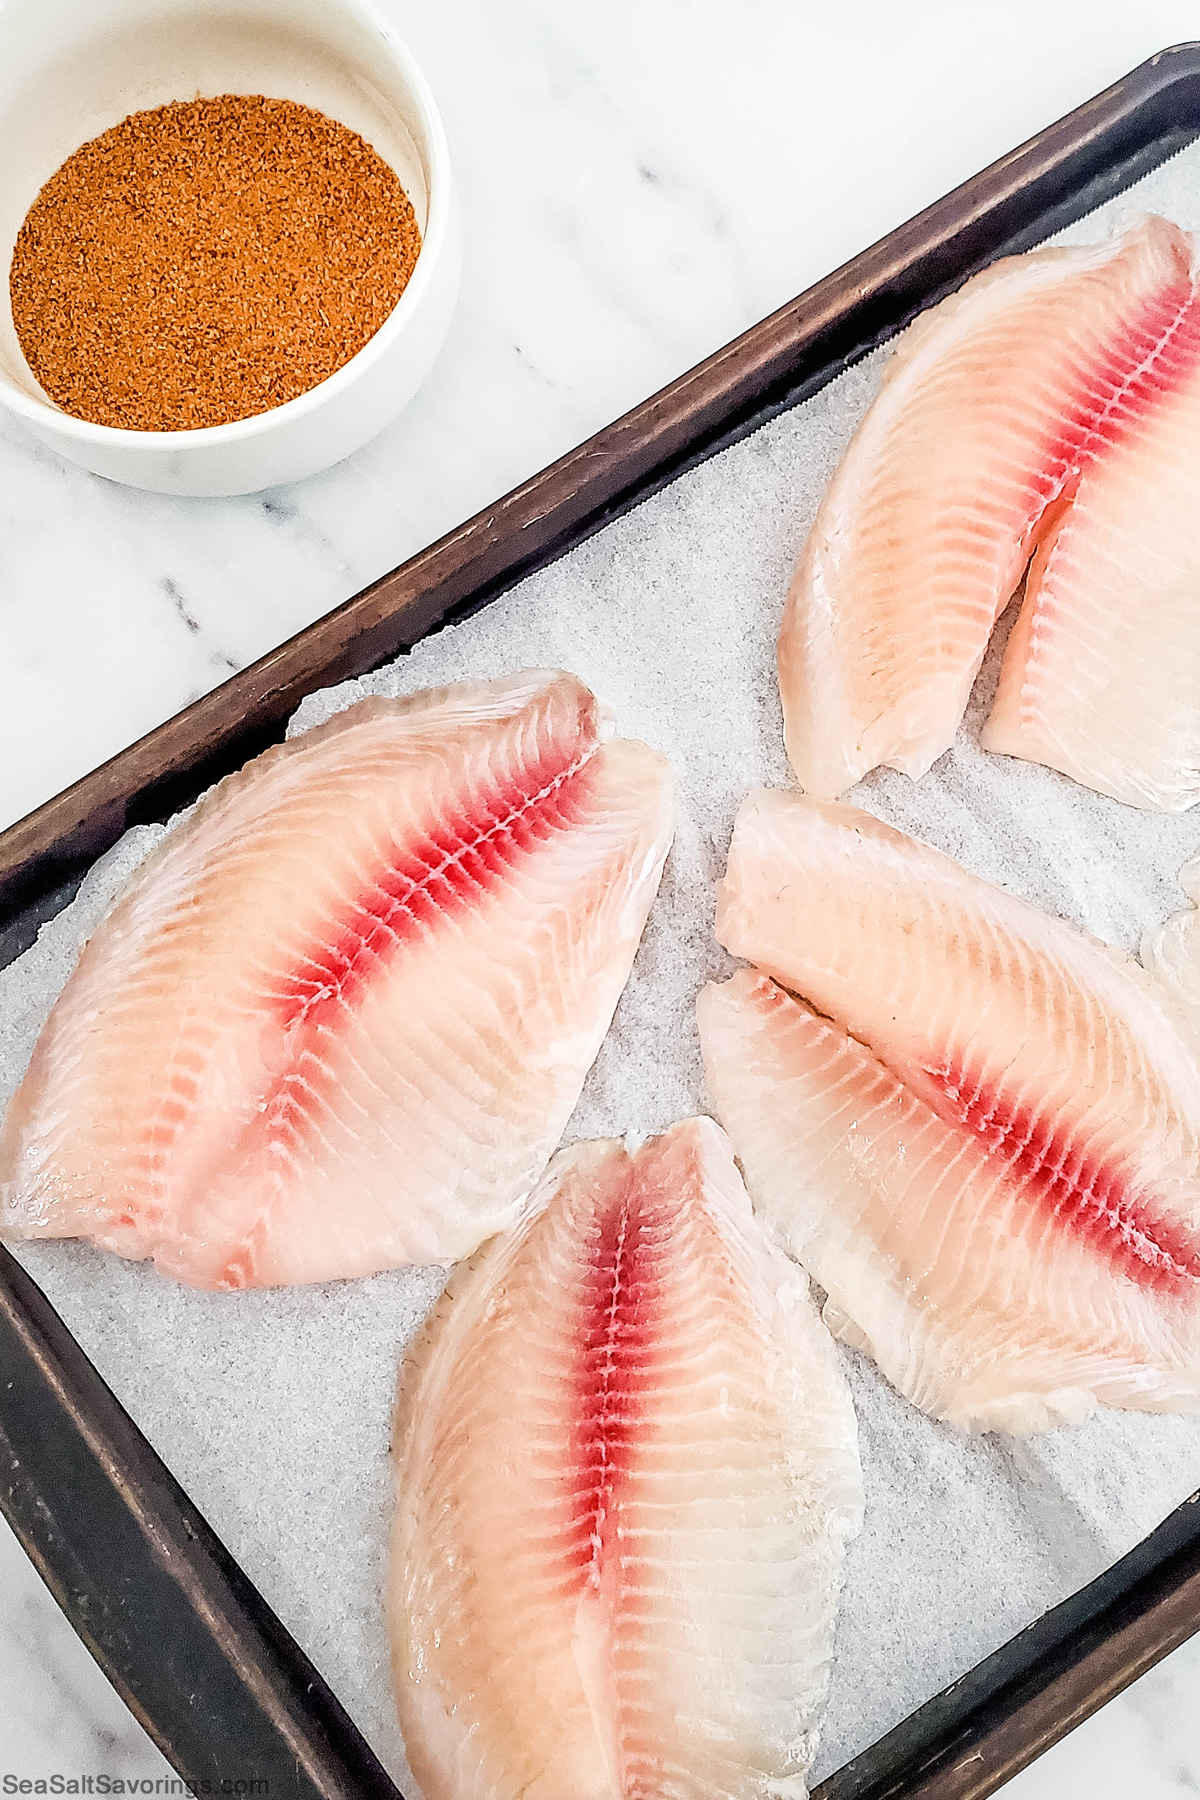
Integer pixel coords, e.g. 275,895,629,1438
4,0,1200,1791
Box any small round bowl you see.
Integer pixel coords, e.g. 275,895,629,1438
0,0,462,496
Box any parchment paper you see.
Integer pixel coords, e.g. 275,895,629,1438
7,140,1200,1790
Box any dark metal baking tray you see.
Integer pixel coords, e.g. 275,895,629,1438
3,45,1200,1800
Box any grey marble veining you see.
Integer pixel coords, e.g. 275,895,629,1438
0,1517,173,1778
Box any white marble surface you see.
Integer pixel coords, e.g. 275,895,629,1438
4,0,1200,1792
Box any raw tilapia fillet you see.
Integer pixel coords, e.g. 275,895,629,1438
982,274,1200,809
701,789,1200,1433
0,670,674,1289
389,1117,863,1800
778,215,1197,798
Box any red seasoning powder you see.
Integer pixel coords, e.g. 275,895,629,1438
9,94,422,432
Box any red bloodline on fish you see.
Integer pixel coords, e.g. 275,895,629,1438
210,707,609,1289
276,719,602,1037
568,1176,663,1586
926,1061,1200,1290
1028,275,1200,526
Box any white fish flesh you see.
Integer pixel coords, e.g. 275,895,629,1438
777,216,1199,801
698,789,1200,1432
982,270,1200,809
389,1117,863,1799
0,670,674,1288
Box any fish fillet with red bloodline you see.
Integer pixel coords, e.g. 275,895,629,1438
0,670,674,1289
701,789,1200,1433
389,1117,862,1800
778,215,1197,798
982,276,1200,809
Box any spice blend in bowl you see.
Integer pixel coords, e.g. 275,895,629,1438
9,94,423,431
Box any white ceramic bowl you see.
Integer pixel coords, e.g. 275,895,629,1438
0,0,461,495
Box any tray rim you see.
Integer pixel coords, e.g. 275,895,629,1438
5,42,1200,1800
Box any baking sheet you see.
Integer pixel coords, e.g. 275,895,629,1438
7,140,1200,1792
